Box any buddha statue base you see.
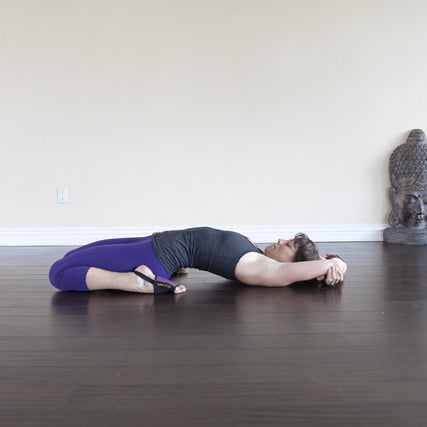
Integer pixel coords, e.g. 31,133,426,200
383,227,427,245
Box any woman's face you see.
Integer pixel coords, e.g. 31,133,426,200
264,239,297,263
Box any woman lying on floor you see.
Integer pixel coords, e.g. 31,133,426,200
49,227,347,294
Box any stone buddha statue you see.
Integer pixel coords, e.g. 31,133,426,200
384,129,427,244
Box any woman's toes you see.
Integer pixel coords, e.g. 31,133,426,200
174,285,187,294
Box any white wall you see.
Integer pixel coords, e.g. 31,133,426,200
1,0,427,241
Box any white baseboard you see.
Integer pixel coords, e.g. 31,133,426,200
234,224,386,243
0,224,386,246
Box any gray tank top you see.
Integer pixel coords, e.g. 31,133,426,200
151,227,262,280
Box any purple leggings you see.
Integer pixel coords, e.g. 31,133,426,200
49,236,170,291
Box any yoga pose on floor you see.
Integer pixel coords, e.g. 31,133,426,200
49,227,347,294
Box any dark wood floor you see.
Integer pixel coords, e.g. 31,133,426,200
1,242,427,426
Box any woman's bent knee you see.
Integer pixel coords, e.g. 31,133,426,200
49,262,66,291
48,262,90,291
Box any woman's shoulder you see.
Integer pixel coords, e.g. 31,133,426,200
234,252,280,284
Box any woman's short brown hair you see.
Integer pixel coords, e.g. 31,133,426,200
293,233,320,262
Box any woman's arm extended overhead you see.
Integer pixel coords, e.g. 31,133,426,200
235,253,347,287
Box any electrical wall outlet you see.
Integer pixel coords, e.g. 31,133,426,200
57,186,69,204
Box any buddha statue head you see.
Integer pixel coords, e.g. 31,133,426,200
388,129,427,229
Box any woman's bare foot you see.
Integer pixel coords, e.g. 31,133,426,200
134,265,187,294
86,265,187,294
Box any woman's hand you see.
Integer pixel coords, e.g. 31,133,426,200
325,254,347,274
323,266,344,286
317,254,347,285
